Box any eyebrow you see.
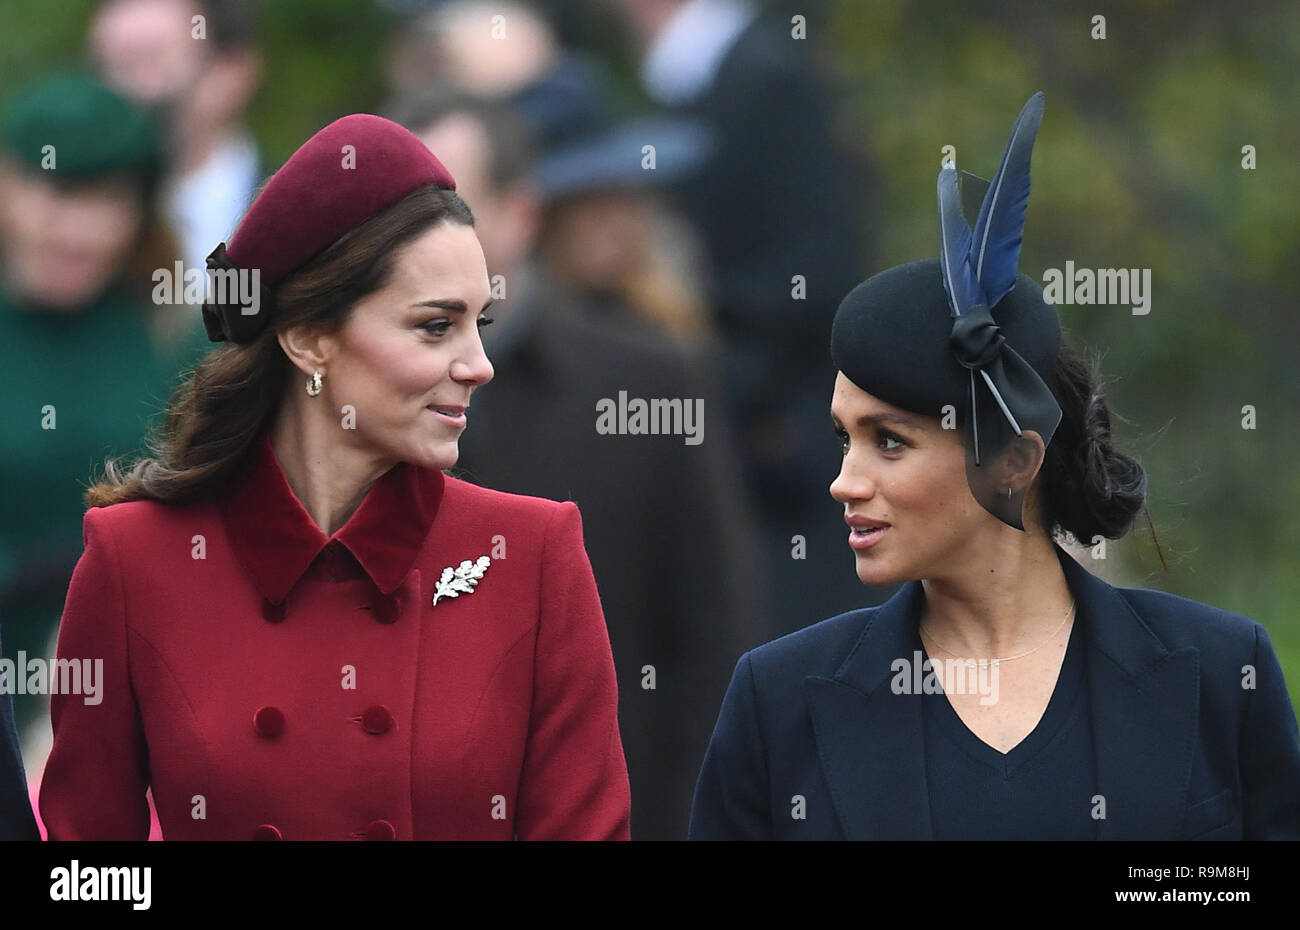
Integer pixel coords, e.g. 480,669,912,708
411,297,495,314
831,411,925,431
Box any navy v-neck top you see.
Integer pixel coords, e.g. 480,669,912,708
916,612,1099,839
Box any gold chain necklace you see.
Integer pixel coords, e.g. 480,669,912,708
920,600,1076,665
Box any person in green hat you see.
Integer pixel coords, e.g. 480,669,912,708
0,71,208,752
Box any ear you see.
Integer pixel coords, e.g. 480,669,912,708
277,323,337,378
1002,429,1047,496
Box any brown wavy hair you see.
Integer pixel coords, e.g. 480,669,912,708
85,183,475,508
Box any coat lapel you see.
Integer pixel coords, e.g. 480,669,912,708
803,544,1200,840
1062,551,1200,839
804,580,934,840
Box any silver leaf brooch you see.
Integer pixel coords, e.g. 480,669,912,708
432,556,492,605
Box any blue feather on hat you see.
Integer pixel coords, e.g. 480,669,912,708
936,92,1048,468
938,91,1045,316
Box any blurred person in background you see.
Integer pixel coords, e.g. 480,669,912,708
614,0,879,637
0,72,201,754
526,58,715,342
387,0,561,100
88,0,263,276
390,85,766,839
388,0,713,341
540,181,711,340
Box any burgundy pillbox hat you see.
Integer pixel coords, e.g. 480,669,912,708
202,113,457,344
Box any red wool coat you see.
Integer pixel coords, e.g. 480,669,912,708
39,430,631,840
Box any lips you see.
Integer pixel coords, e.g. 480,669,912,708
426,404,467,415
846,518,889,551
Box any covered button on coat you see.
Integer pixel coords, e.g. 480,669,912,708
39,429,631,839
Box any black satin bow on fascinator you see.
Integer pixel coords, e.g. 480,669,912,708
200,242,273,344
937,92,1063,530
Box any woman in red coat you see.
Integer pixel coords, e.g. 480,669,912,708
38,114,631,840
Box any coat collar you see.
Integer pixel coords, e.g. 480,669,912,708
218,429,445,604
803,541,1199,839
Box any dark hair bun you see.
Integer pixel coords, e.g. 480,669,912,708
1040,341,1147,547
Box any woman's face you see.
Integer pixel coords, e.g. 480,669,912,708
313,221,495,472
541,191,649,295
0,166,144,309
829,372,1000,586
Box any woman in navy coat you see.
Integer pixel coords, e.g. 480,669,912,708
689,94,1300,840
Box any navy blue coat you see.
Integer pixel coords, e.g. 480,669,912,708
1,628,38,840
690,543,1300,839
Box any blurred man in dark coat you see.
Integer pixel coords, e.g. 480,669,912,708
390,87,766,839
617,0,884,637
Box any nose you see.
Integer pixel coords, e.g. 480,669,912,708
829,451,876,505
450,326,494,386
